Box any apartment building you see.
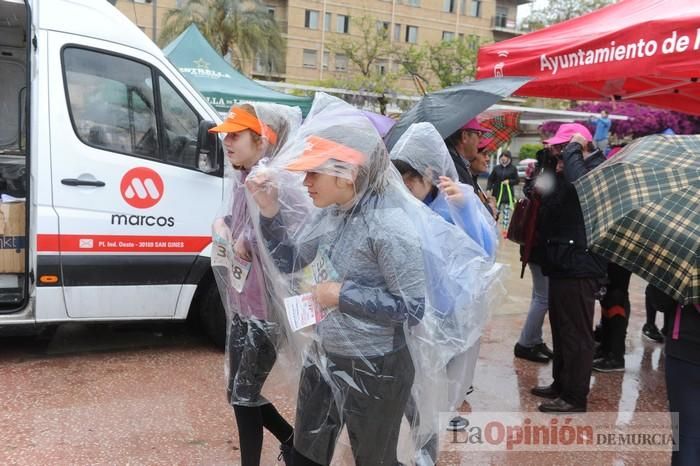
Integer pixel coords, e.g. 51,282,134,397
115,0,530,92
491,0,531,42
259,0,481,87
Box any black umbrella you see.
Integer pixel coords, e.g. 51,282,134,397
384,77,531,150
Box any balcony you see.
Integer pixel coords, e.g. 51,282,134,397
491,15,528,37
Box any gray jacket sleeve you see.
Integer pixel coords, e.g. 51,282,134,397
259,213,319,274
338,212,426,326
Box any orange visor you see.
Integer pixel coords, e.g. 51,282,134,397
208,106,277,144
285,135,367,172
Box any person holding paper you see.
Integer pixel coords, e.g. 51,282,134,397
209,103,301,466
247,94,426,466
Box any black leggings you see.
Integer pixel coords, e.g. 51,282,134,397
233,403,293,466
227,316,292,466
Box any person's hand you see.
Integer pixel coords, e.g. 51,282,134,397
246,173,280,218
212,218,231,245
233,235,252,262
438,176,464,204
313,282,341,309
570,133,588,147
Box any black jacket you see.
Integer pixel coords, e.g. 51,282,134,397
447,145,474,188
539,143,607,279
487,163,519,204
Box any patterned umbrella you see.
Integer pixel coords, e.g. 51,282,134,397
574,135,700,304
479,111,521,154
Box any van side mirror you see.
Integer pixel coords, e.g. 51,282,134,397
196,120,222,174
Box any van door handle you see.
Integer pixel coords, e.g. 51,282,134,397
61,178,106,187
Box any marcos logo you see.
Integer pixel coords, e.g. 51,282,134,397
120,167,164,209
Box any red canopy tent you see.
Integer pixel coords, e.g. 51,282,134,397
476,0,700,115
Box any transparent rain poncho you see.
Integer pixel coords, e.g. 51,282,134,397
390,122,499,259
210,102,302,408
245,93,503,465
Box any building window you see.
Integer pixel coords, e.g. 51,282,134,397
303,49,317,68
335,53,347,71
495,6,508,27
324,12,331,32
394,24,401,41
336,14,349,34
405,25,418,43
460,0,467,15
443,0,456,13
470,0,482,17
377,21,390,33
304,10,319,29
442,31,455,41
375,59,388,75
323,51,329,70
405,0,420,6
267,7,275,18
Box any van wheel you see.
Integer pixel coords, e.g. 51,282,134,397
198,281,226,349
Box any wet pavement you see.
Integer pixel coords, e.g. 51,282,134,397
0,240,672,465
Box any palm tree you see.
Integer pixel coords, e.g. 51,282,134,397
159,0,285,75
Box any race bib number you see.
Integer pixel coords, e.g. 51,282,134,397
211,242,230,268
284,293,324,332
230,256,252,293
211,242,251,293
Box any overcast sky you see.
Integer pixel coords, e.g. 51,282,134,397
517,0,548,22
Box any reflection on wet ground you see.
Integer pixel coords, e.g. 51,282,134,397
0,241,672,465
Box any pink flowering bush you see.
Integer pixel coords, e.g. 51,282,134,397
540,102,700,140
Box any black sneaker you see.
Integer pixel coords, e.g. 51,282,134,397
593,356,625,372
514,342,550,363
642,323,664,343
447,416,468,431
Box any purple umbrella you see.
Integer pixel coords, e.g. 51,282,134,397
362,110,396,138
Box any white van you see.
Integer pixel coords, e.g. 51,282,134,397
0,0,229,345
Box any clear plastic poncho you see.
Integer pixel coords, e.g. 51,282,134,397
245,94,503,465
390,122,499,259
211,102,302,408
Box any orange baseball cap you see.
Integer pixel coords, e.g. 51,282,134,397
285,135,367,172
208,105,277,144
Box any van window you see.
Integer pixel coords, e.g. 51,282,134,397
63,48,159,158
158,76,200,168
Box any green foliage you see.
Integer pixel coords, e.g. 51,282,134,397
327,15,400,114
395,36,482,91
519,143,543,160
426,36,481,88
158,0,285,74
525,0,615,29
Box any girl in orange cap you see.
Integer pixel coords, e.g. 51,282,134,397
210,103,300,466
247,94,426,465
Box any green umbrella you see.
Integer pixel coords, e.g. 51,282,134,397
575,135,700,304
